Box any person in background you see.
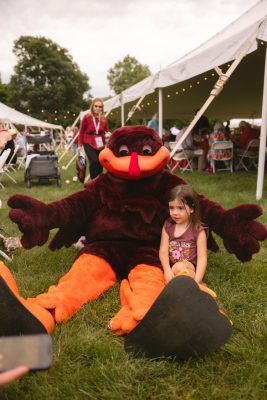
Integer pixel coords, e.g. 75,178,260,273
224,120,231,138
233,120,260,150
72,127,79,155
0,122,17,164
206,121,232,172
147,113,159,133
0,120,12,152
192,109,211,169
15,131,27,157
78,98,109,180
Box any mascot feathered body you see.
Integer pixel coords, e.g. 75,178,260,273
0,126,266,360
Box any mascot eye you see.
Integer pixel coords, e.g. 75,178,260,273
118,145,130,157
142,145,152,155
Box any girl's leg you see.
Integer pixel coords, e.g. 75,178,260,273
83,143,103,179
172,261,195,279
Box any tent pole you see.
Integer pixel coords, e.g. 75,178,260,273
120,94,125,126
256,44,267,200
158,88,163,138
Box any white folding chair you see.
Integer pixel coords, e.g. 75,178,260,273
209,141,233,173
235,139,259,171
0,149,12,188
168,142,194,173
5,144,20,172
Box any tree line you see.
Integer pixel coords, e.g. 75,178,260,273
0,36,151,127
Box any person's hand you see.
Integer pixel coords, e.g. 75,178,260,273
164,269,174,284
0,366,29,387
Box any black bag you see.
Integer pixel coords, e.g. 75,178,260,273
76,154,86,183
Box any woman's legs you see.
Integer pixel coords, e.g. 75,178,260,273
83,143,103,179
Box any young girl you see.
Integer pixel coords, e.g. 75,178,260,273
159,184,207,284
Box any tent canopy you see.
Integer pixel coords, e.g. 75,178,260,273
0,102,63,130
103,0,267,121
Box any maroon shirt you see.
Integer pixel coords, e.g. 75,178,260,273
164,220,206,267
78,114,108,149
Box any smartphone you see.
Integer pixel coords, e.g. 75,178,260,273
0,334,53,372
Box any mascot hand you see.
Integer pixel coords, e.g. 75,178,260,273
8,195,52,249
218,204,267,262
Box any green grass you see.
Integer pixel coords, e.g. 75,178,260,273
0,158,266,400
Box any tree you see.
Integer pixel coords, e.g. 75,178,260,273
0,74,12,104
107,55,151,95
9,36,91,126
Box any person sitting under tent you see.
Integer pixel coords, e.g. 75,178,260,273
233,121,260,150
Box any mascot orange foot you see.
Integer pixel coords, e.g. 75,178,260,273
2,125,266,360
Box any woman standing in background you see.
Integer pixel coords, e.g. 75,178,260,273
78,98,109,179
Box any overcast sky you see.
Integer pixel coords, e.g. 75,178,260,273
0,0,258,98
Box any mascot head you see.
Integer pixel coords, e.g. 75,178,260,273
99,125,170,180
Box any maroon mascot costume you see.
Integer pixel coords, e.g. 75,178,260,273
0,125,266,360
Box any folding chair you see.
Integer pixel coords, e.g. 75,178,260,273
5,144,20,172
209,141,233,173
235,139,259,171
168,142,194,173
0,149,17,188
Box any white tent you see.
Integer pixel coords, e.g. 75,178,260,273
103,0,267,199
0,102,63,131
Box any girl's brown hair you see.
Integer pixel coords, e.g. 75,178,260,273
168,184,201,229
89,98,106,123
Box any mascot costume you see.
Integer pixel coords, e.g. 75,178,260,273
0,125,266,360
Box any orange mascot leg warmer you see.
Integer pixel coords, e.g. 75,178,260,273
110,264,165,335
0,262,55,334
30,254,117,323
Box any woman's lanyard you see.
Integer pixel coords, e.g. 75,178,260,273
92,117,100,135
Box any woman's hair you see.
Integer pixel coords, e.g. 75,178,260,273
89,98,106,122
168,184,201,229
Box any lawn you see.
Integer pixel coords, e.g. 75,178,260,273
0,158,266,400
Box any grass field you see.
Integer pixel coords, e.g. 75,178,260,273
0,157,266,400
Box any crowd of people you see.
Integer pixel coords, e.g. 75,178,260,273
161,111,260,172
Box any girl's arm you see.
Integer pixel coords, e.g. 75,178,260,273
195,230,207,283
159,226,174,283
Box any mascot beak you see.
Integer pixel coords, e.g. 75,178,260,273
99,147,170,180
128,152,140,177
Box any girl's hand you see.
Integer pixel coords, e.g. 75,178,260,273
164,269,174,284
